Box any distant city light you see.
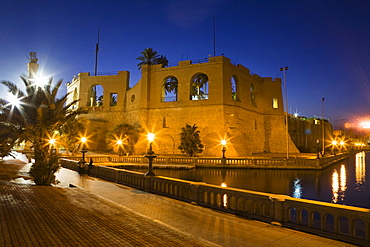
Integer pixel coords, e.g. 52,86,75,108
359,121,370,129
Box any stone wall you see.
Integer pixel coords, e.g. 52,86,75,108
67,56,299,156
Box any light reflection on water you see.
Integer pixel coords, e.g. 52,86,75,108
292,178,302,198
331,164,347,204
355,151,366,191
127,152,370,208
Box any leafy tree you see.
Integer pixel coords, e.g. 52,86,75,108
136,48,169,69
155,55,169,67
107,122,142,155
178,124,204,157
0,76,84,185
59,118,87,156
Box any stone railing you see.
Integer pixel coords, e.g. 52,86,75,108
61,153,348,169
60,158,369,246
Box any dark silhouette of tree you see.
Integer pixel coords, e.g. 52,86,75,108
0,77,85,185
59,119,87,156
163,77,178,101
136,48,169,69
178,124,204,157
107,122,142,155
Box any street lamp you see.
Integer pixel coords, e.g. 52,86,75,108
80,137,88,163
339,141,345,153
332,140,337,155
144,133,157,176
49,138,56,154
316,138,320,159
280,66,289,159
221,139,227,166
322,98,325,156
221,140,227,158
116,139,123,156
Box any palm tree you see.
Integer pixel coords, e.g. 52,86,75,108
136,48,169,69
163,77,178,95
178,124,204,157
191,74,208,100
0,76,85,185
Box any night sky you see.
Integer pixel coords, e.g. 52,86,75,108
1,0,370,129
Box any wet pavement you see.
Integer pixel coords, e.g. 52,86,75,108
0,155,357,246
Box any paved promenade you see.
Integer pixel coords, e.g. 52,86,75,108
0,157,356,246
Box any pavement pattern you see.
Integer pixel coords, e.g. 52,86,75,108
0,156,357,247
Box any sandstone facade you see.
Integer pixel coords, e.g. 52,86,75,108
67,56,299,157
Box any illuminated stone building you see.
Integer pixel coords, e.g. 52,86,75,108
67,56,299,157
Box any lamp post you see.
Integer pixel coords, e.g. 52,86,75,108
144,133,157,176
322,98,325,156
332,140,337,155
316,138,320,159
221,140,227,158
221,140,227,166
80,137,88,163
49,138,56,154
116,140,123,156
339,141,345,153
280,66,289,159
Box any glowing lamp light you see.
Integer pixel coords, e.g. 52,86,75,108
221,139,227,159
340,141,345,146
332,140,337,145
117,140,123,145
147,133,155,142
49,138,56,145
81,137,87,143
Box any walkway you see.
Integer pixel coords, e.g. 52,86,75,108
0,156,356,246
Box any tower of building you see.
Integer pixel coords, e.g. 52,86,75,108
28,52,39,79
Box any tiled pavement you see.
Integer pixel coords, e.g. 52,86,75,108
1,157,356,246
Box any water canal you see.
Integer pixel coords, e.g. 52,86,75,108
126,152,370,209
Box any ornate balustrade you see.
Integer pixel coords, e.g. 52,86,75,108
61,153,348,169
60,158,369,245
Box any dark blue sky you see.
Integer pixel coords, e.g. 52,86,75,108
1,0,370,128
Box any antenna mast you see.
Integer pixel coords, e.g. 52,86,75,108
213,16,216,57
94,28,100,76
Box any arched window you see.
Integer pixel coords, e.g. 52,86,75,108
88,84,104,106
231,76,238,101
162,76,178,102
73,87,78,101
190,73,209,100
250,83,256,107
